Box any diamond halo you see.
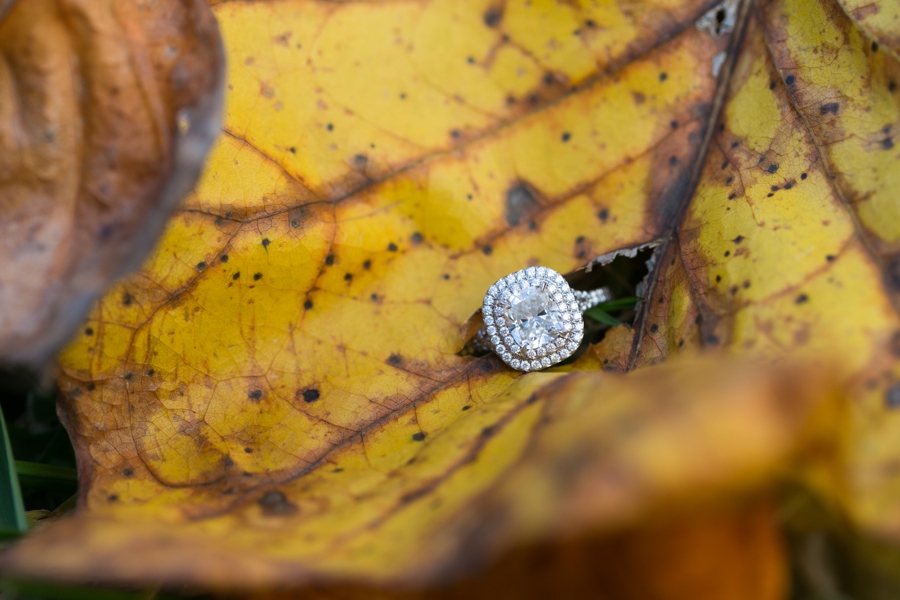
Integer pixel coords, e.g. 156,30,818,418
482,267,584,371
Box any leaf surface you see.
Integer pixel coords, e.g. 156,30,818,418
2,0,900,593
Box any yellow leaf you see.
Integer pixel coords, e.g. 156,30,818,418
3,0,900,594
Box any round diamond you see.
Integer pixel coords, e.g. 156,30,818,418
497,279,508,289
487,325,497,335
499,326,509,335
567,341,578,351
526,349,536,359
484,315,494,325
562,313,571,321
504,335,514,346
575,321,584,331
510,344,520,353
536,347,546,357
563,322,572,331
510,359,520,369
550,352,560,362
541,357,551,368
520,361,531,371
496,317,506,326
491,335,501,345
501,352,511,362
531,360,542,370
526,267,537,276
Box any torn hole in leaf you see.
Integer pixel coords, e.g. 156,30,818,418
457,243,658,360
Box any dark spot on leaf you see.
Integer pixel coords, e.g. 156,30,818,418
481,426,495,437
442,273,450,280
716,274,721,283
721,160,729,170
332,468,344,473
795,294,809,304
147,369,155,376
108,494,119,502
771,185,779,192
705,334,719,345
388,353,403,366
543,73,555,85
650,324,659,333
450,129,461,139
730,285,739,295
724,250,730,257
669,156,678,166
483,5,502,27
412,432,426,442
84,328,94,336
258,491,298,517
87,383,96,391
585,19,596,27
733,235,744,243
122,292,133,305
123,468,133,477
462,405,471,411
388,242,398,252
767,164,779,173
561,132,571,142
886,384,900,409
326,123,333,131
363,259,371,270
220,254,229,263
784,182,793,190
891,81,897,92
289,147,296,153
671,120,679,129
767,193,774,198
197,261,207,270
325,254,335,265
244,447,253,453
354,154,367,167
728,193,737,200
249,389,263,400
598,208,609,222
344,273,353,281
302,389,320,403
726,176,733,184
253,273,262,281
483,245,493,255
124,372,133,381
872,41,879,52
769,81,776,90
785,75,795,84
801,173,808,180
505,183,540,227
371,293,378,301
411,232,424,244
882,138,894,150
820,102,839,114
304,299,313,310
743,280,750,289
826,254,835,262
467,56,475,64
659,72,668,82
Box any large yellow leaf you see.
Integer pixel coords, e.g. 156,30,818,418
2,0,900,594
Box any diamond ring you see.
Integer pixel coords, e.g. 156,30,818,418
478,266,611,372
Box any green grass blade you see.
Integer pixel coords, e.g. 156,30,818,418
584,308,622,327
15,460,78,489
593,296,641,312
0,410,27,534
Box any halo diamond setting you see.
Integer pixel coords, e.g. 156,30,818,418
481,267,586,372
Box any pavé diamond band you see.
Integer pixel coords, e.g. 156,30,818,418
477,266,611,372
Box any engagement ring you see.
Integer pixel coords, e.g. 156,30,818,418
478,266,611,372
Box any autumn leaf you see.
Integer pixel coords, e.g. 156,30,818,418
0,0,224,365
2,0,900,596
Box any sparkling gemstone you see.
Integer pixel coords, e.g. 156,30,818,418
499,326,509,335
531,360,542,370
495,280,567,351
510,344,520,353
496,317,506,326
526,349,536,359
541,357,551,368
536,347,546,357
484,316,494,325
504,335,514,346
510,359,520,368
491,335,501,345
487,326,497,335
550,352,560,362
501,352,511,362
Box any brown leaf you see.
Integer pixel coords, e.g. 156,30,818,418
0,0,224,364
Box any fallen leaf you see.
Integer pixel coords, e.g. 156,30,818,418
0,0,224,365
2,0,900,595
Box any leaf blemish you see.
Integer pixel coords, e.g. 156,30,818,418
258,491,298,517
253,273,262,281
304,299,313,310
795,294,809,304
885,384,900,409
302,389,320,403
249,390,263,401
325,254,335,265
388,353,403,366
412,432,426,442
